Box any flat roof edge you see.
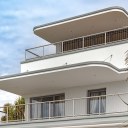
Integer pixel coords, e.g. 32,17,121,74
0,61,128,80
33,6,128,31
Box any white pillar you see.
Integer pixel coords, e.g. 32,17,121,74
25,98,30,122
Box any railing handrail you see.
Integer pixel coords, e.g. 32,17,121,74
27,92,128,105
1,92,128,108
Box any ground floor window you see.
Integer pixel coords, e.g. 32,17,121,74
30,93,65,119
88,88,106,114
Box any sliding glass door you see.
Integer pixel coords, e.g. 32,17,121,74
54,95,65,117
31,94,65,119
88,88,106,114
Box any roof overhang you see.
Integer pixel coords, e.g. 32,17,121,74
34,7,128,43
0,62,128,97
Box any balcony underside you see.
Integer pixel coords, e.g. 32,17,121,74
0,62,127,96
34,7,128,43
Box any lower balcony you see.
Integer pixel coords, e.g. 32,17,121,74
1,92,128,124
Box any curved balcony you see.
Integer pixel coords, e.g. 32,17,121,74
25,26,128,61
0,92,128,124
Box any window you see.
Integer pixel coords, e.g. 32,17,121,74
30,94,65,119
88,88,106,114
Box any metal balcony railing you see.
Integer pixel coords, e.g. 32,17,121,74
1,92,128,123
25,26,128,61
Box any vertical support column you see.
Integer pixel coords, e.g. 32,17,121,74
83,37,84,48
72,99,75,117
99,97,101,115
105,32,106,45
62,41,63,53
25,98,30,122
49,102,51,119
26,104,29,122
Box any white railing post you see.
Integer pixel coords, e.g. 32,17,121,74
105,32,106,44
26,104,29,122
73,99,75,117
62,41,63,53
49,102,51,119
83,37,84,48
99,97,101,115
6,106,9,123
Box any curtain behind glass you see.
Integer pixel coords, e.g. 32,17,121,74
90,92,99,114
54,95,65,117
31,98,42,119
31,94,65,119
100,91,106,113
42,96,53,118
88,89,106,114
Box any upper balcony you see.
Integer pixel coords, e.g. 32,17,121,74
25,7,128,61
21,7,128,72
25,26,128,61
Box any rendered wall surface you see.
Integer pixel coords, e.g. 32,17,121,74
24,80,128,117
21,42,128,73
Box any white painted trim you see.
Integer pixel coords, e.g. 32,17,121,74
34,8,128,32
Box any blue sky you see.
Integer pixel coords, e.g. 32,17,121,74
0,0,128,106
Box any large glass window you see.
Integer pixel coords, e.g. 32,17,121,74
88,88,106,114
30,94,65,119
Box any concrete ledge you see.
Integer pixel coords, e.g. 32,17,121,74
1,112,128,128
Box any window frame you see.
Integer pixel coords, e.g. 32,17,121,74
30,93,65,119
87,88,106,114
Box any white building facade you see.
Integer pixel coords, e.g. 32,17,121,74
0,6,128,128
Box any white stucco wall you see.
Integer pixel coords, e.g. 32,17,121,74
22,41,128,119
21,41,128,73
24,80,128,118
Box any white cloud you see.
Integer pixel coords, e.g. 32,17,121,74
0,90,19,107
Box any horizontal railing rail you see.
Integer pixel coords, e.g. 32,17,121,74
1,92,128,123
25,26,128,60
